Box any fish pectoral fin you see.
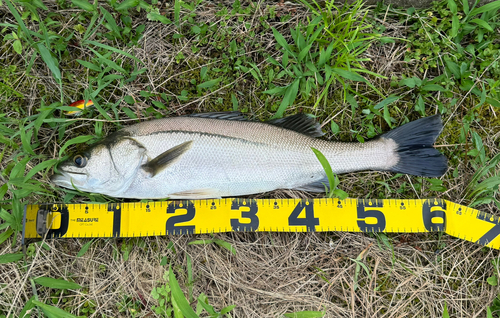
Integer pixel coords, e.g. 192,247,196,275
168,189,220,199
142,140,193,177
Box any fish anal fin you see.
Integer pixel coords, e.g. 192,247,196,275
268,114,324,138
142,140,193,177
169,189,220,199
294,177,330,193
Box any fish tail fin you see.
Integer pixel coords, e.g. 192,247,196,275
381,115,447,177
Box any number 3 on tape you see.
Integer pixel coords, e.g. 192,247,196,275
231,199,259,231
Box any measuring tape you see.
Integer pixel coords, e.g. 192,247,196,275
22,198,500,249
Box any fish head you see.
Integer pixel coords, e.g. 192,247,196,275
50,134,147,196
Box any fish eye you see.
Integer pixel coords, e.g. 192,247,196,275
73,155,87,168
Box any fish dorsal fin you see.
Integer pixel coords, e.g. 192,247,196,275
186,111,248,121
142,141,193,177
186,112,324,137
267,114,324,137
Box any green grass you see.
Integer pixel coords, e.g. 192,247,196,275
1,0,500,316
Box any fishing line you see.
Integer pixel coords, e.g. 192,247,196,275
22,198,500,249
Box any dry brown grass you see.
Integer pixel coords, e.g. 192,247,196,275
3,232,499,317
1,0,500,317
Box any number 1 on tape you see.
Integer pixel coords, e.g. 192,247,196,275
22,198,500,250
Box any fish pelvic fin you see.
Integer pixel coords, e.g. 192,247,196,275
168,188,221,199
381,115,448,177
142,140,193,177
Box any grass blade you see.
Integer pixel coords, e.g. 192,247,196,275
59,135,95,157
0,253,23,264
470,18,494,31
84,40,144,65
147,11,172,24
3,0,34,44
101,6,123,39
19,296,36,318
34,277,82,289
231,93,239,111
169,267,198,318
197,78,221,89
71,0,95,11
24,159,57,182
188,239,213,245
333,68,367,83
77,239,94,257
214,239,237,255
451,15,460,37
311,147,334,192
298,43,312,62
32,300,78,318
445,60,461,79
83,11,103,41
221,305,236,315
174,0,181,27
115,0,140,10
10,157,31,179
374,96,400,110
470,0,500,16
187,254,193,302
0,229,14,245
274,79,299,118
77,59,102,72
448,0,457,13
421,84,447,91
272,28,293,56
37,44,61,83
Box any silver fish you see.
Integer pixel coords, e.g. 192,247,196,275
50,112,447,199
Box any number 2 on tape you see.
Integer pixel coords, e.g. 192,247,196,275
166,201,195,234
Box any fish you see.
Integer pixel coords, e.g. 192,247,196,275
50,112,448,199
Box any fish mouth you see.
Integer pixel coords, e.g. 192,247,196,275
50,171,85,189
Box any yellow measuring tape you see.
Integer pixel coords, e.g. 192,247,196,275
22,198,500,249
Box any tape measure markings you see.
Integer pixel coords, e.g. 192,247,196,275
22,198,500,249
